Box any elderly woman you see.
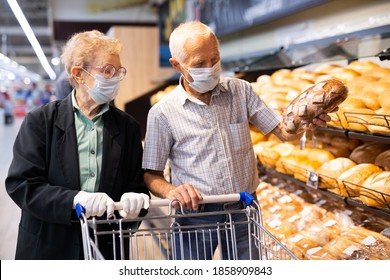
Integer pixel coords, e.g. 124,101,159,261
6,30,150,260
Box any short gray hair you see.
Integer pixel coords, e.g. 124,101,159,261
169,21,219,63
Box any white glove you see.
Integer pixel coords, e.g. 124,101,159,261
119,193,150,219
73,191,115,218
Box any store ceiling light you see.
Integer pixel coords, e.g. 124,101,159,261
7,0,56,80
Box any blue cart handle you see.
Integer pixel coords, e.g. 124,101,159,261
76,203,86,220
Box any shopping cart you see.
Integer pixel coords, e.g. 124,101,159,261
76,192,297,260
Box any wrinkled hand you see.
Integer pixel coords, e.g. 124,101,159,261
73,191,115,218
166,184,203,210
119,193,150,219
307,107,338,131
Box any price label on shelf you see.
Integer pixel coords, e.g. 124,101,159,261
307,171,319,189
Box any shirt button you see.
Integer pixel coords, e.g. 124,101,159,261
90,172,95,178
90,126,95,131
90,150,95,155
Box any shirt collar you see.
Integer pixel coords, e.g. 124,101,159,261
177,75,227,106
71,90,109,120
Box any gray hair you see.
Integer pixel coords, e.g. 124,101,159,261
169,21,219,63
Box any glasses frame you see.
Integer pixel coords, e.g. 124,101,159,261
84,64,127,80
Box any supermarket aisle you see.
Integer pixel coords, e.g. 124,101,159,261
0,110,22,260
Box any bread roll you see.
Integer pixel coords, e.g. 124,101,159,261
323,145,351,158
329,68,360,84
314,63,343,74
378,92,390,111
316,158,356,189
339,97,367,110
257,147,280,168
346,76,379,94
349,142,390,164
307,149,335,164
360,171,390,208
345,61,380,74
271,142,295,157
340,108,375,131
291,68,320,83
367,115,390,135
336,163,383,197
375,150,390,170
283,79,348,134
354,90,381,110
363,68,390,80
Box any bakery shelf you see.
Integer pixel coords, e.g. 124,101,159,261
315,127,390,144
315,127,348,137
261,167,390,220
347,131,390,144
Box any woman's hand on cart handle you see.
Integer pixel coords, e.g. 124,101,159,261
118,193,150,219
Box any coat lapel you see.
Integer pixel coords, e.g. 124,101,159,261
55,94,80,189
99,108,121,196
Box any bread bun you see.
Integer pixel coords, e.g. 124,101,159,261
363,68,390,79
293,159,321,182
375,150,390,171
349,142,390,164
272,142,295,157
354,90,380,110
314,64,344,74
340,108,375,131
329,68,360,84
291,68,320,83
336,163,383,197
339,97,367,110
345,61,380,74
323,145,351,158
378,93,390,111
257,147,280,168
346,76,379,94
276,155,302,175
360,171,390,208
283,79,348,134
317,158,356,189
367,115,390,135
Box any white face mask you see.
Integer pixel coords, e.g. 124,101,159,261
182,61,221,93
84,74,121,104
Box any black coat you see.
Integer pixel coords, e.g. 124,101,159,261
5,94,148,259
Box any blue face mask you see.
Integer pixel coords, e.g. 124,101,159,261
84,74,121,104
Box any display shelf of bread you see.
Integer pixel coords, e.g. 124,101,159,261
251,60,390,135
252,128,390,214
256,181,390,260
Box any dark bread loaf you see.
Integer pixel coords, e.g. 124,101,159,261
283,79,348,134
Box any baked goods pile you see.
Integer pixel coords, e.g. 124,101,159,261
253,132,390,210
251,61,390,135
256,181,390,260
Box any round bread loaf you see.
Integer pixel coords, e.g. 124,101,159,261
360,171,390,208
283,79,348,134
336,163,383,197
316,157,356,189
349,142,390,164
375,150,390,170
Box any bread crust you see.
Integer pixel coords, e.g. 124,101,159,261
283,79,348,134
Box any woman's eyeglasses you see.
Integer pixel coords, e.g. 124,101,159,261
84,64,127,80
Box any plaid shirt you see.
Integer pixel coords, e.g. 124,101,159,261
142,77,281,195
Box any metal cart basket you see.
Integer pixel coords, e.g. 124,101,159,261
76,192,297,260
